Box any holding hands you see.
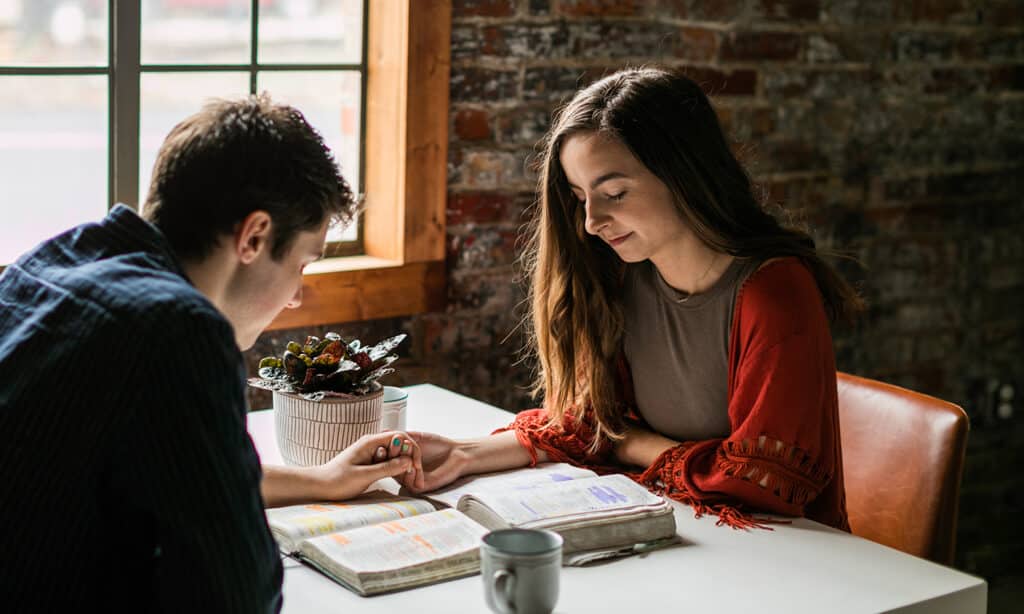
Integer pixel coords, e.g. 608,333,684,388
261,430,425,508
315,430,426,499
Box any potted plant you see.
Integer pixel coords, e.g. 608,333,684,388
249,332,406,466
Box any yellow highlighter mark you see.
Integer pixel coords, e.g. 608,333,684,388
297,517,336,535
329,534,351,546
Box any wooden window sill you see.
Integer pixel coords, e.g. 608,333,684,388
265,258,446,331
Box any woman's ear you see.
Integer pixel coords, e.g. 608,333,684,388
234,210,273,264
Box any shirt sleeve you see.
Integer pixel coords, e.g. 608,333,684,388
108,305,282,613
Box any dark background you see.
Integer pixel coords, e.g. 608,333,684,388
246,1,1024,609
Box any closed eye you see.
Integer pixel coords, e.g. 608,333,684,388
607,191,626,202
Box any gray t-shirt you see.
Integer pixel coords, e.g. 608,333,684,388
622,257,762,441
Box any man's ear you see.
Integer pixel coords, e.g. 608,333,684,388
235,210,273,265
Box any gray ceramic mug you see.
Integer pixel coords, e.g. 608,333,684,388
481,528,563,614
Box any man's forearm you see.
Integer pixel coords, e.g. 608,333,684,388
260,465,326,509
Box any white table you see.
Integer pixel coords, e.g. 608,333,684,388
247,384,987,614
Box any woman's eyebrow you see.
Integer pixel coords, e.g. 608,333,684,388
566,171,629,190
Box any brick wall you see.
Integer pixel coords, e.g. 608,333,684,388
246,0,1024,591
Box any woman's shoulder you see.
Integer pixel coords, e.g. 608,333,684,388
734,256,827,338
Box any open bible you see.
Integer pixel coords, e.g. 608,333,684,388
266,463,678,595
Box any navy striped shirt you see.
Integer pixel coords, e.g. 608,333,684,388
0,206,282,612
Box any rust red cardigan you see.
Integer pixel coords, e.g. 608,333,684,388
495,258,849,531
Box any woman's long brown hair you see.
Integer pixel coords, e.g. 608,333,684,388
522,67,863,450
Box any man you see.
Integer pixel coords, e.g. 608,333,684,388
0,95,419,611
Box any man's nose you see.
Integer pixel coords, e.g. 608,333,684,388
286,285,303,309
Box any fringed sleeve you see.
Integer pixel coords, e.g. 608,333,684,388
492,355,638,473
491,407,621,473
634,259,848,531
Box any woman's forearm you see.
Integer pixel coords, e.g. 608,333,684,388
459,430,546,475
615,426,680,468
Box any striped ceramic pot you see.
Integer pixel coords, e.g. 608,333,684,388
273,388,384,466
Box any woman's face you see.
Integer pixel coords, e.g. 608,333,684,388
559,131,690,264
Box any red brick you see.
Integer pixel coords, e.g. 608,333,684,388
756,0,821,20
558,0,644,17
675,27,719,61
991,64,1024,92
453,0,516,18
922,68,988,95
447,227,519,270
447,191,514,226
681,67,758,97
454,109,492,141
984,0,1024,25
893,0,972,24
495,107,551,145
523,66,613,102
760,140,828,173
450,68,520,104
721,31,802,61
657,0,743,21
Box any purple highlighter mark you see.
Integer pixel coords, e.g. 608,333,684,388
519,500,539,516
588,486,615,504
604,486,628,503
549,473,573,482
588,486,628,504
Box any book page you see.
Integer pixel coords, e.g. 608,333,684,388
267,492,437,551
301,509,488,574
460,473,665,526
425,462,597,508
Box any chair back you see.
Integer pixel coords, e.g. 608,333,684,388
836,372,969,565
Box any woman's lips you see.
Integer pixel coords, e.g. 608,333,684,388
607,232,632,247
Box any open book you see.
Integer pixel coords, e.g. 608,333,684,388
266,463,678,595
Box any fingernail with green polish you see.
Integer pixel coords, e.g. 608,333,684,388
401,443,410,454
392,437,401,447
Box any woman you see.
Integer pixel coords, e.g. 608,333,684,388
408,67,862,530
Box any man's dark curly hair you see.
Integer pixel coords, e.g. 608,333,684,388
143,93,355,261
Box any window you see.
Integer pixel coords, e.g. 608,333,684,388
0,0,448,326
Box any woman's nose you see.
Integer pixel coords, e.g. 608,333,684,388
584,200,610,235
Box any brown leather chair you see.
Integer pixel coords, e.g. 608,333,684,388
836,372,969,565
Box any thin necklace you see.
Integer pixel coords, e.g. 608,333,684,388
675,252,720,304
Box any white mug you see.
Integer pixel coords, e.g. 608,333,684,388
481,528,563,614
380,385,408,432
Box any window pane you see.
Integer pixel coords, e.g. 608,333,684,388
141,0,250,65
258,0,363,65
0,75,107,265
138,72,249,205
0,0,108,66
258,71,361,243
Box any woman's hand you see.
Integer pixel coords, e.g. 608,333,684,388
399,430,539,494
614,424,680,468
399,431,471,493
